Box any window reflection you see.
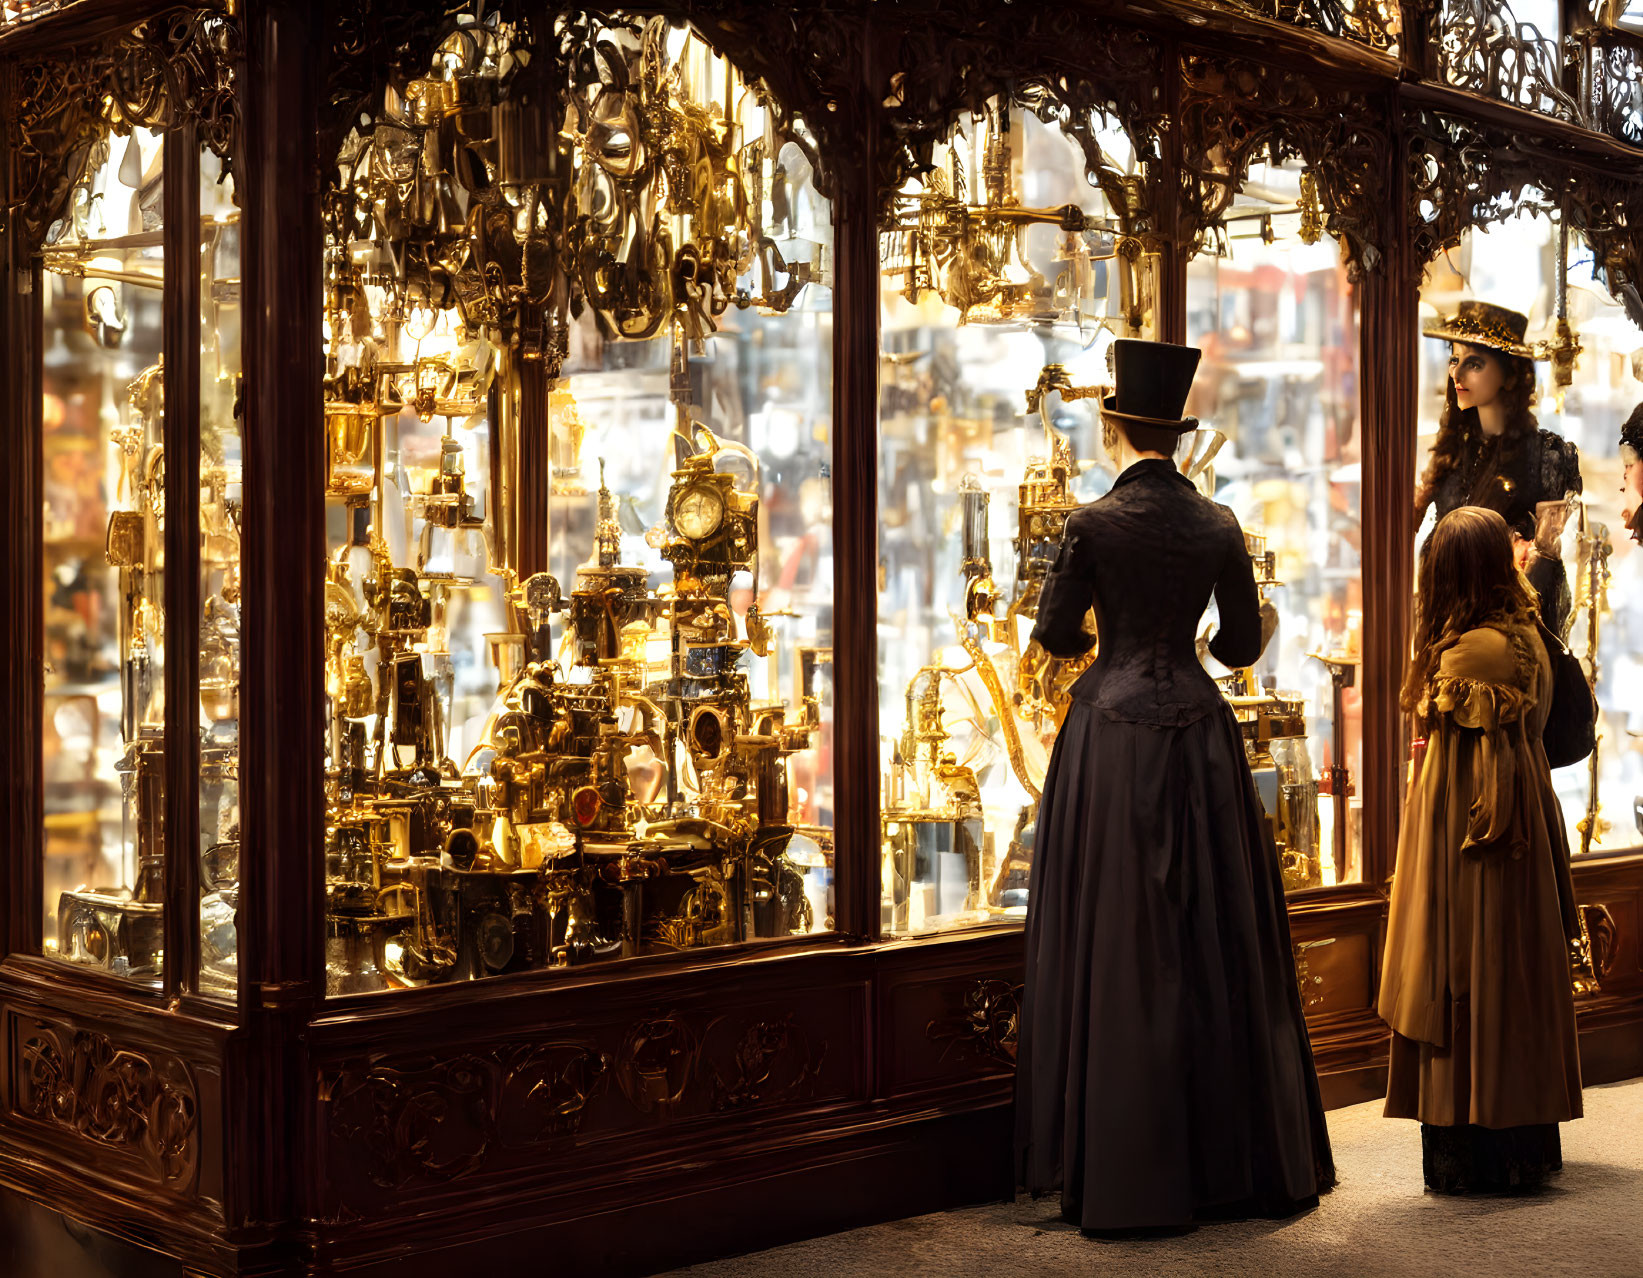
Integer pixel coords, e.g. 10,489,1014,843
1186,161,1365,888
317,19,835,994
199,149,242,996
40,127,167,983
878,103,1156,934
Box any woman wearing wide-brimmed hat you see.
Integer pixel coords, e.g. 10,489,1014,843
1416,300,1583,637
1015,339,1335,1235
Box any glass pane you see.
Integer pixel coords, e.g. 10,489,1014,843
199,149,242,996
1185,161,1364,889
321,15,833,994
40,127,166,983
1418,211,1643,857
878,101,1156,935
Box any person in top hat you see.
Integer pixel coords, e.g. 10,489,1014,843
1015,339,1335,1234
1415,300,1583,637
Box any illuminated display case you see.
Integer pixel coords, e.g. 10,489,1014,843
3,2,1643,1275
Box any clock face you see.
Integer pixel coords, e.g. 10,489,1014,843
672,481,725,540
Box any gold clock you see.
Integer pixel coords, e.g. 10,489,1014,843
672,481,726,540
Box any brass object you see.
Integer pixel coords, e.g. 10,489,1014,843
881,101,1148,327
1574,506,1612,856
883,362,1107,923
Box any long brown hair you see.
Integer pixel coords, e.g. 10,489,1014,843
1412,345,1538,526
1401,506,1537,716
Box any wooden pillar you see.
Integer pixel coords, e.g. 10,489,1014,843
516,356,549,580
1155,38,1188,345
162,123,202,999
1,59,44,958
829,36,881,942
237,0,324,1238
1357,100,1418,891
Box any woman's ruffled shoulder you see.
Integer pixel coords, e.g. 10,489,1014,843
1423,625,1536,730
1422,674,1529,731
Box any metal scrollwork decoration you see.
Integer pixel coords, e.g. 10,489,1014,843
1579,36,1643,148
15,1020,199,1191
1436,0,1584,122
1404,109,1555,270
1403,107,1643,324
5,8,240,248
1211,0,1398,50
875,14,1167,222
1177,54,1390,277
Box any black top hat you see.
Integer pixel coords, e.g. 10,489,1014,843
1100,339,1202,433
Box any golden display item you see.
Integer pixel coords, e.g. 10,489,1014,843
1574,504,1612,856
881,102,1148,327
883,361,1109,922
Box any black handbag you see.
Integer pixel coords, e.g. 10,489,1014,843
1538,620,1597,769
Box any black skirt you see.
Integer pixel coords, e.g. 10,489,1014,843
1421,1122,1563,1193
1015,699,1336,1230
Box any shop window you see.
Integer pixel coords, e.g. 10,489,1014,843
877,100,1158,935
199,148,241,996
1186,159,1365,890
319,14,833,994
40,127,167,984
1418,210,1643,857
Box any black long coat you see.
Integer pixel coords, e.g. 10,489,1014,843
1015,458,1335,1230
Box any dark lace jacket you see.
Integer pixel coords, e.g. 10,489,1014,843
1431,427,1582,638
1431,426,1582,539
1029,458,1260,727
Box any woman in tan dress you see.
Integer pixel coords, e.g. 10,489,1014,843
1379,506,1582,1192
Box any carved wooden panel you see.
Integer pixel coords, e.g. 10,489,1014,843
1572,862,1643,999
879,941,1024,1097
4,1010,200,1195
316,986,858,1219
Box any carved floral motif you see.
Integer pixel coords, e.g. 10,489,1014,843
615,1014,701,1114
708,1013,826,1111
927,978,1021,1067
13,1019,199,1190
321,1003,836,1210
326,1040,611,1191
5,8,239,247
